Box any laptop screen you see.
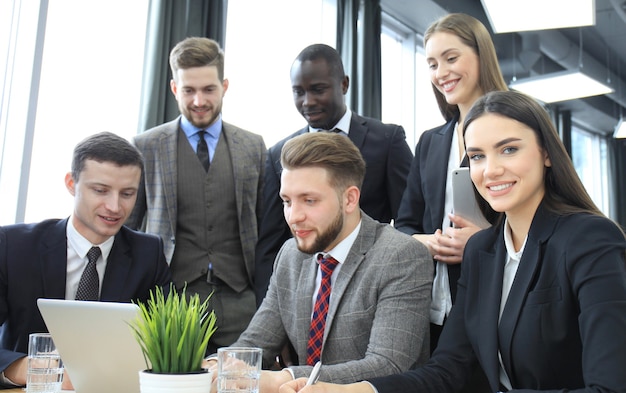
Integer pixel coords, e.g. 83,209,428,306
37,298,145,393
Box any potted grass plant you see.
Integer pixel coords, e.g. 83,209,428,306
130,283,217,393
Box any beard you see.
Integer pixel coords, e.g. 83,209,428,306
295,209,344,255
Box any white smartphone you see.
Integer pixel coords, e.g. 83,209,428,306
451,167,491,229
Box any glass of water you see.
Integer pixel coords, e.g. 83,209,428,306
217,347,262,393
27,333,63,393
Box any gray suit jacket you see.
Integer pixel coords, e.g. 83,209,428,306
127,116,266,286
232,213,433,383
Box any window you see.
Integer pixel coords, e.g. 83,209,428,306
0,0,149,224
380,15,442,150
223,0,336,148
571,126,609,214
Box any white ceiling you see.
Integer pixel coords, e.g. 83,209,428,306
380,0,626,134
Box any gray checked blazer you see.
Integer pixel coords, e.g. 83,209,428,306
232,213,433,383
126,116,266,287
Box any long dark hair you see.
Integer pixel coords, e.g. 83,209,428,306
464,90,603,222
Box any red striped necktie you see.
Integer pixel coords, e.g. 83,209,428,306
306,254,339,365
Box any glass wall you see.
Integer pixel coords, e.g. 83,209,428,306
381,18,442,150
0,0,148,224
571,126,610,215
223,0,337,148
0,0,617,224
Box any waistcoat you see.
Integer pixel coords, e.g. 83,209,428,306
171,130,248,292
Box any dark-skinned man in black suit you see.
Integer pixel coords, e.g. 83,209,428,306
254,44,413,306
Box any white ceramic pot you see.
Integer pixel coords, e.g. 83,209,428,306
139,369,213,393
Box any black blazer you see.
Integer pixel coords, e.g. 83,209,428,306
395,116,457,237
370,204,626,392
395,117,469,300
254,112,413,304
0,218,172,376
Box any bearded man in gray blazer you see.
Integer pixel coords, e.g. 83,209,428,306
214,132,432,393
127,37,265,355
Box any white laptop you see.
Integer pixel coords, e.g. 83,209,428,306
37,298,146,393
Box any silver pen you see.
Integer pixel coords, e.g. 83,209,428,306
305,361,322,386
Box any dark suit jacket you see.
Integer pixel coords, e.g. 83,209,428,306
370,204,626,393
395,117,468,300
395,117,457,237
0,218,172,377
254,113,413,303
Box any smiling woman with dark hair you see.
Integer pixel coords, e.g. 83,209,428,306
280,90,626,393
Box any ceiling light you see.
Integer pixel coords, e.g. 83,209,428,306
614,118,626,139
481,0,595,33
509,70,613,103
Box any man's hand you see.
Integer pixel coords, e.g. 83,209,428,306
260,369,293,393
279,379,373,393
4,356,27,386
207,360,291,393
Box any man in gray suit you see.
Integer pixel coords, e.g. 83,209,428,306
127,37,266,355
216,132,432,392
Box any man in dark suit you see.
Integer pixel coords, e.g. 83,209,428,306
254,43,413,304
126,37,266,355
0,132,172,388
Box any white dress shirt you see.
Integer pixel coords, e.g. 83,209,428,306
498,218,527,390
65,216,114,300
430,122,461,325
309,108,352,135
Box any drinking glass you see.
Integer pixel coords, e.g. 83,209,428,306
26,333,63,393
217,347,262,393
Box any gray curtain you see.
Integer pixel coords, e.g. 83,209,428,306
337,0,382,119
137,0,228,133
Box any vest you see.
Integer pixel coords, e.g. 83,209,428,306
170,130,248,292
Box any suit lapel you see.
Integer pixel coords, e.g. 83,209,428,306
476,232,508,387
158,121,180,234
41,219,70,298
222,124,244,215
297,254,319,356
324,214,373,338
497,208,556,385
347,114,367,149
426,118,457,229
100,229,133,302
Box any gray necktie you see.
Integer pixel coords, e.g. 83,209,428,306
196,130,210,172
75,246,101,301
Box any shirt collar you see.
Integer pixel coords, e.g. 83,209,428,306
317,218,361,265
66,215,115,259
503,217,527,261
309,108,352,135
180,114,223,139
